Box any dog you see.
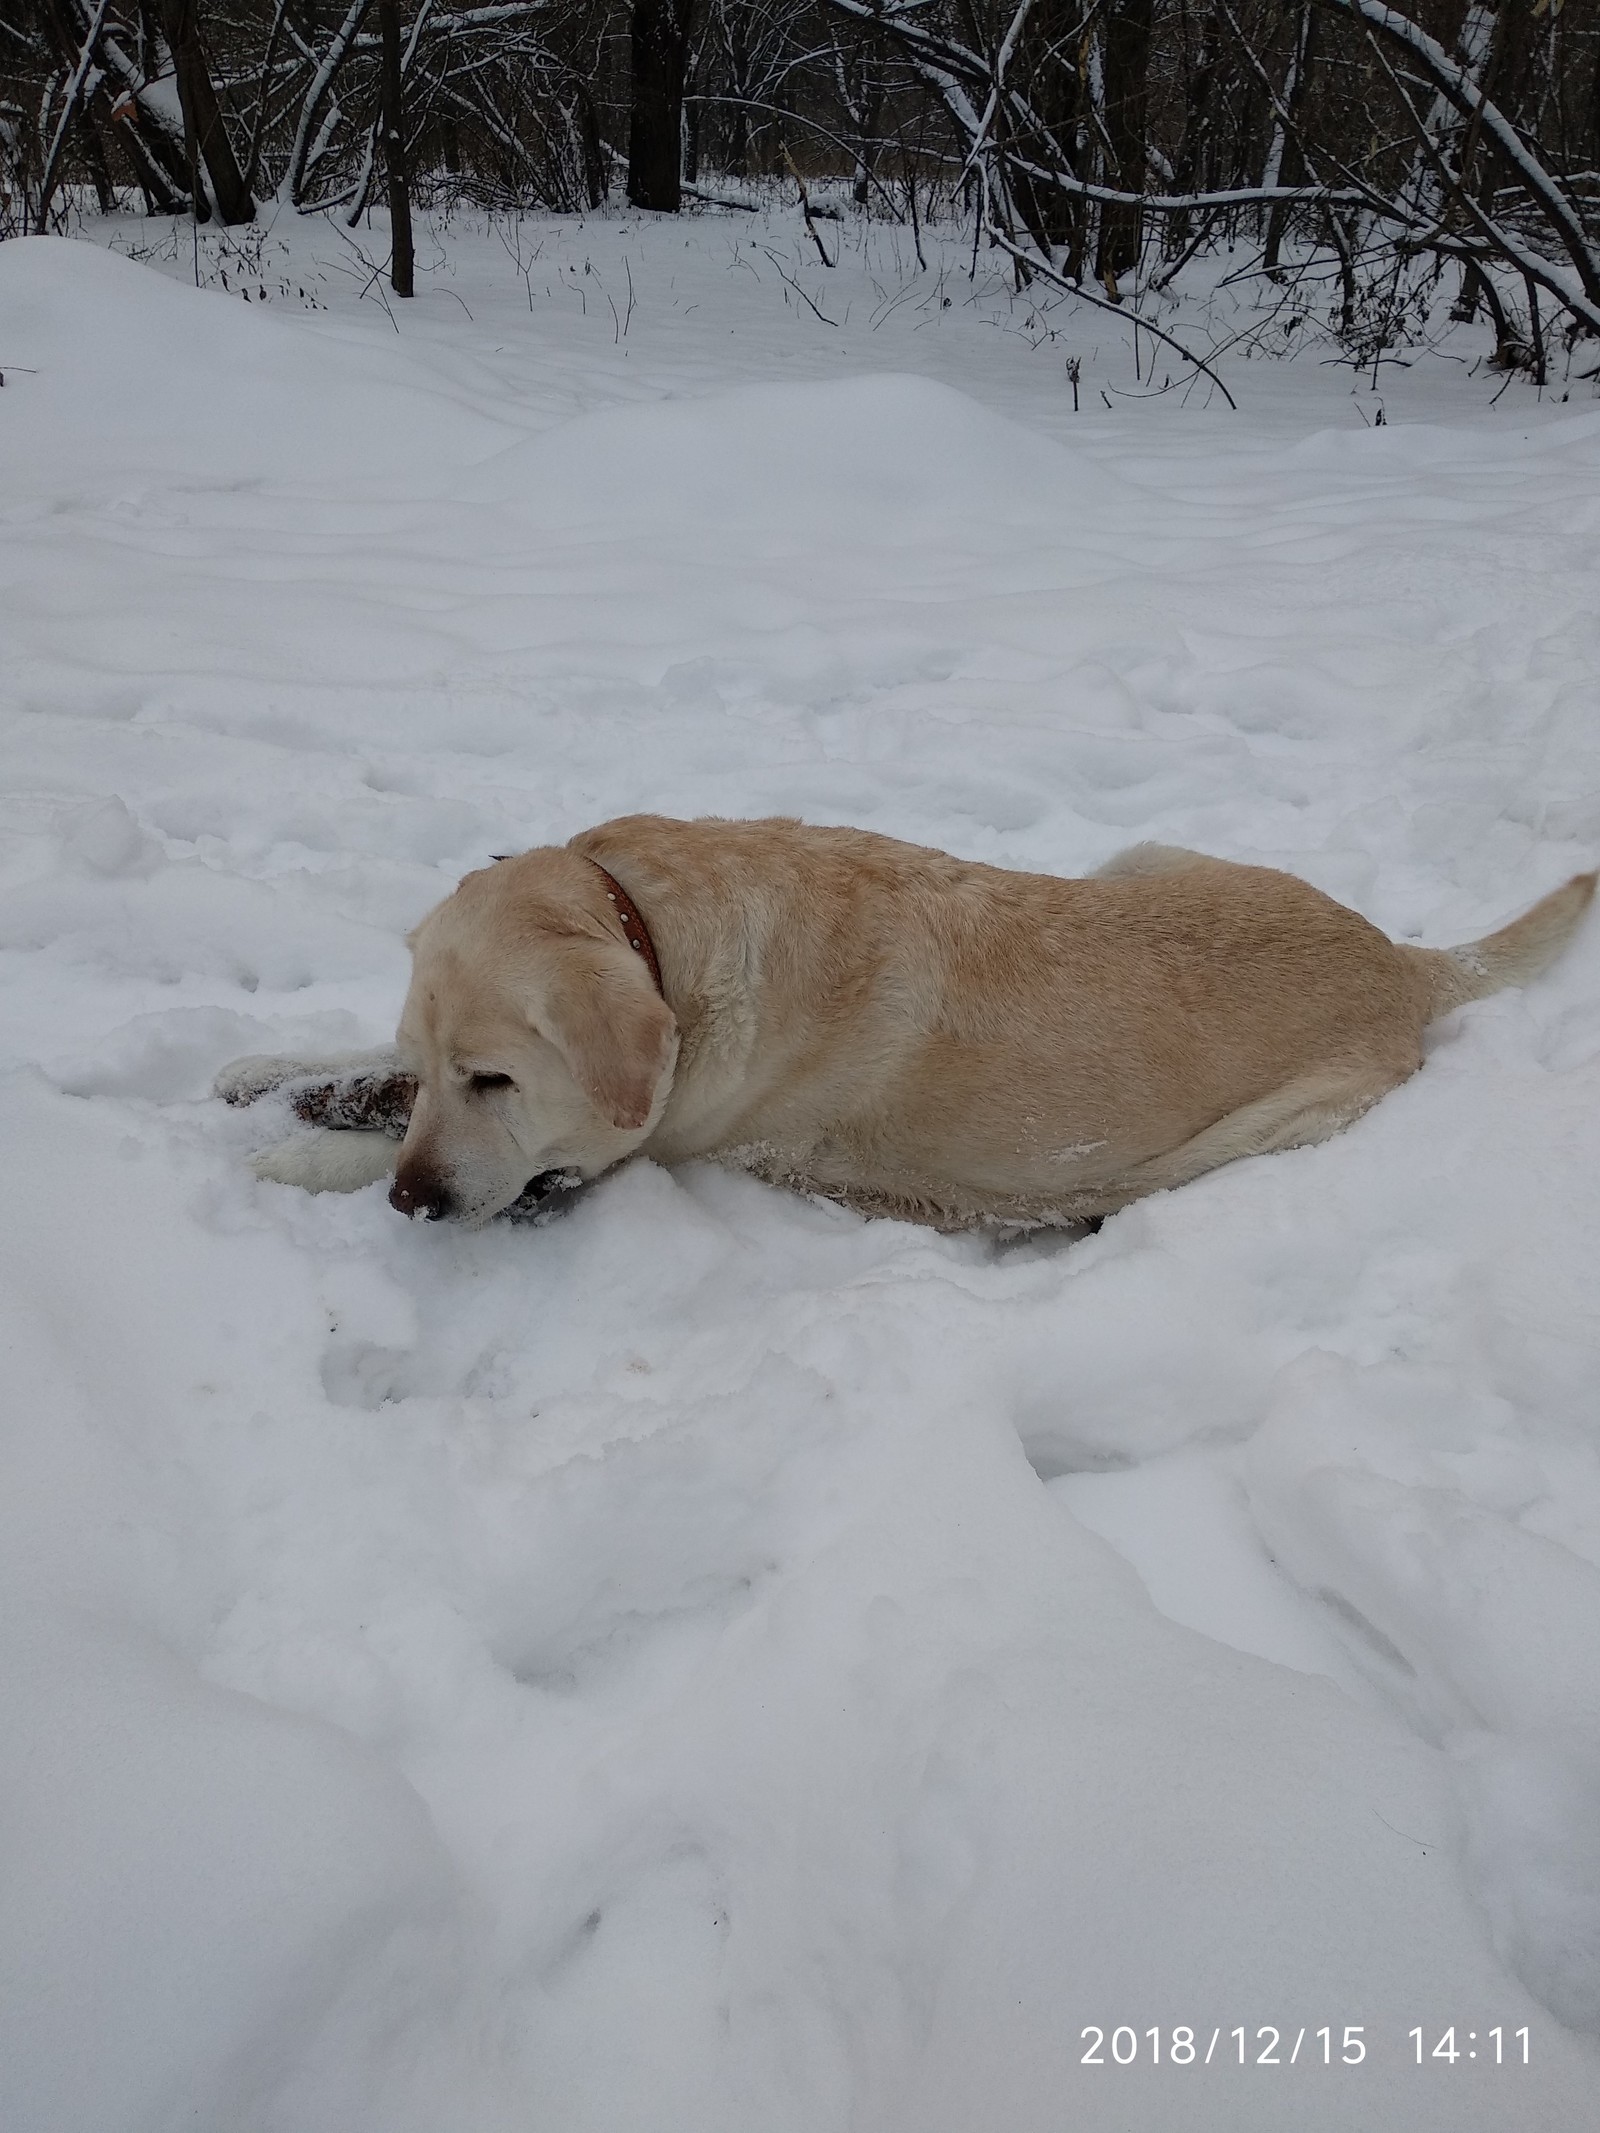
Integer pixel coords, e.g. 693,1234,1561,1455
218,815,1595,1232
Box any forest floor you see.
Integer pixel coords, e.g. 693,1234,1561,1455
3,203,1600,2131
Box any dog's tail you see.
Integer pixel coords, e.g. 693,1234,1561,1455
1405,871,1596,1020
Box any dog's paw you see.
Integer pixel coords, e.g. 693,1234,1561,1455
504,1168,588,1223
286,1070,416,1138
214,1047,406,1114
215,1053,317,1107
251,1130,398,1195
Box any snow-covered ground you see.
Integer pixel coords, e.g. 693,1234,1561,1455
3,206,1599,2132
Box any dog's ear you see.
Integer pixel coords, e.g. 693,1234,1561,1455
537,947,679,1132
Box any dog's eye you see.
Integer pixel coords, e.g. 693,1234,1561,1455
469,1072,514,1093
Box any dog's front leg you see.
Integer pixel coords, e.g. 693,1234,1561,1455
217,1049,416,1198
251,1129,400,1194
216,1050,416,1132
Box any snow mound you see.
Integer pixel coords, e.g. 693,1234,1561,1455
0,235,508,483
472,371,1103,546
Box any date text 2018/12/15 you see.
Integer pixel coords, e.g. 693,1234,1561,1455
1081,2028,1368,2066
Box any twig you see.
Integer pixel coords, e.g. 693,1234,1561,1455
906,145,927,272
757,244,839,324
681,181,759,212
783,146,835,267
985,220,1238,408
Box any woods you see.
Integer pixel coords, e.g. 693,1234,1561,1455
4,0,1600,367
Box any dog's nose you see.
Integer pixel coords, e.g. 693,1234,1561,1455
389,1172,451,1220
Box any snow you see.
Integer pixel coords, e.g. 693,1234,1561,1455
2,209,1599,2129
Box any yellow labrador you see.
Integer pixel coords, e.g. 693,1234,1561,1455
219,816,1594,1230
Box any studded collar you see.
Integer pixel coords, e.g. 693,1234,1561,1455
588,859,664,997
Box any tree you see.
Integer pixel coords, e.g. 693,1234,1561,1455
1095,0,1154,292
629,0,695,208
379,0,413,293
161,0,254,222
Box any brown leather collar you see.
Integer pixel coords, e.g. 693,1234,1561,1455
589,860,663,996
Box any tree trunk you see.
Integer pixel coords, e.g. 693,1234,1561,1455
379,0,413,296
1095,0,1153,291
79,100,119,211
1169,0,1218,248
850,27,884,208
101,80,190,213
683,76,700,181
725,6,750,179
1264,3,1317,274
628,0,691,210
160,0,253,222
575,85,606,208
1029,0,1079,250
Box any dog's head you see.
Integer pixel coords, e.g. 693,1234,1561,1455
390,848,678,1223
